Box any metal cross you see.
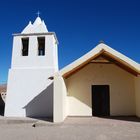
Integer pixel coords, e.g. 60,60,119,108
36,11,41,17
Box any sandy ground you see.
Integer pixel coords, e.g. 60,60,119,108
0,116,140,140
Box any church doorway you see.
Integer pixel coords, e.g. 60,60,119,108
92,85,110,116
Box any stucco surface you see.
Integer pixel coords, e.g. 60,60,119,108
5,17,58,118
11,35,58,70
53,74,67,122
66,63,135,116
135,76,140,117
5,69,54,117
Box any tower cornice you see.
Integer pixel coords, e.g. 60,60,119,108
13,32,58,44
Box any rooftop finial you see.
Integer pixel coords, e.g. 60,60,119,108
36,11,41,17
99,40,105,44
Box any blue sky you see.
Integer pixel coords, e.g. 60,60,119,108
0,0,140,84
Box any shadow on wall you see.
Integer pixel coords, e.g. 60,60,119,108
24,83,53,118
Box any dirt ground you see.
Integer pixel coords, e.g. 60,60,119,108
0,116,140,140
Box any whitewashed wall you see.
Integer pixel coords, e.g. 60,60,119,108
5,34,58,117
66,63,135,116
53,74,67,122
11,35,58,70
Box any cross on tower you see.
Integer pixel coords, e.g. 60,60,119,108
36,11,41,17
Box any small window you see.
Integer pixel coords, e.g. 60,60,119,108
38,37,45,56
22,38,29,56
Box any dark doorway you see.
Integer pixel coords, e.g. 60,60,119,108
0,95,5,116
92,85,110,116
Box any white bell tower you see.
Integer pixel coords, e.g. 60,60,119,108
5,16,58,117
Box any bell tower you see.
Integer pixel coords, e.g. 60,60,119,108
5,16,58,117
11,16,58,70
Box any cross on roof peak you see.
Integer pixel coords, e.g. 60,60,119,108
36,11,41,17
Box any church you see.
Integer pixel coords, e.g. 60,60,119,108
4,16,140,123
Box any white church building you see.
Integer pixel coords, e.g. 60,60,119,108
4,16,140,122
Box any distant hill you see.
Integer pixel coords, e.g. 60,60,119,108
0,84,7,93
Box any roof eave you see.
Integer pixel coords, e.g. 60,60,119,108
60,45,140,78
